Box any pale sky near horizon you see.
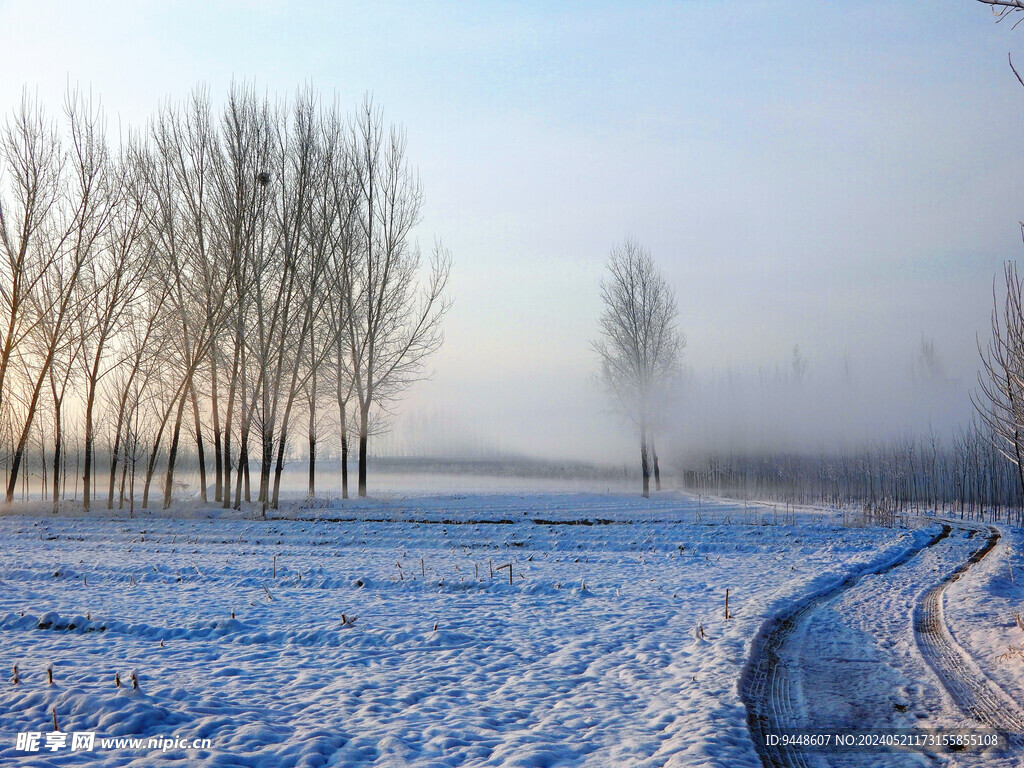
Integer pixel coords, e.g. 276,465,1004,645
1,1,1022,464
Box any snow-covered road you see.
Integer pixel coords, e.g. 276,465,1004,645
742,519,1024,768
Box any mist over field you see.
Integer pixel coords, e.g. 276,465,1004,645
2,1,1020,484
383,341,973,473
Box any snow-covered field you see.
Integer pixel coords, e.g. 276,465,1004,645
0,493,1008,767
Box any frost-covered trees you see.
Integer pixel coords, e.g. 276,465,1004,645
974,262,1024,500
594,239,684,497
2,91,116,505
0,85,449,510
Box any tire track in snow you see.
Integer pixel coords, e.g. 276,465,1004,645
912,525,1024,740
743,521,1024,768
740,524,952,768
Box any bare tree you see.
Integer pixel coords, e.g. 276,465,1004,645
791,345,807,383
146,89,235,508
5,90,115,505
267,90,335,510
973,261,1024,500
0,92,65,420
322,102,361,499
346,98,450,497
914,335,947,384
210,83,273,510
297,100,353,501
78,141,151,509
969,0,1024,511
594,239,684,498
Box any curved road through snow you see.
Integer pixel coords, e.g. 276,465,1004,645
741,520,1024,768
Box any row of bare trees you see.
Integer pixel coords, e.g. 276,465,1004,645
682,421,1024,525
0,85,449,513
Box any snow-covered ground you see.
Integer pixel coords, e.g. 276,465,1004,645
751,522,1020,768
0,493,1004,767
945,526,1024,725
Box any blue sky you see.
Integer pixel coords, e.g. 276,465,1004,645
2,1,1022,460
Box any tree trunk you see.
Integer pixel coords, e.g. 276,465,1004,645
305,397,313,499
259,422,272,507
337,359,349,500
119,451,128,509
341,428,349,500
51,402,62,514
81,334,109,511
189,380,208,502
210,355,223,502
128,450,136,518
308,382,316,499
651,436,661,492
358,401,370,497
271,427,287,511
308,432,316,498
82,393,95,510
222,424,233,510
234,436,248,510
232,387,258,511
163,388,190,509
107,429,122,510
222,339,241,509
60,435,67,500
106,364,142,509
358,431,368,498
270,365,306,510
5,366,49,504
39,426,46,501
142,448,157,509
640,424,650,499
232,389,258,510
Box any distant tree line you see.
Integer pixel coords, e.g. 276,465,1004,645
0,85,449,513
681,420,1024,526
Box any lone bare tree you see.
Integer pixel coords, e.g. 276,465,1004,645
594,239,684,497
